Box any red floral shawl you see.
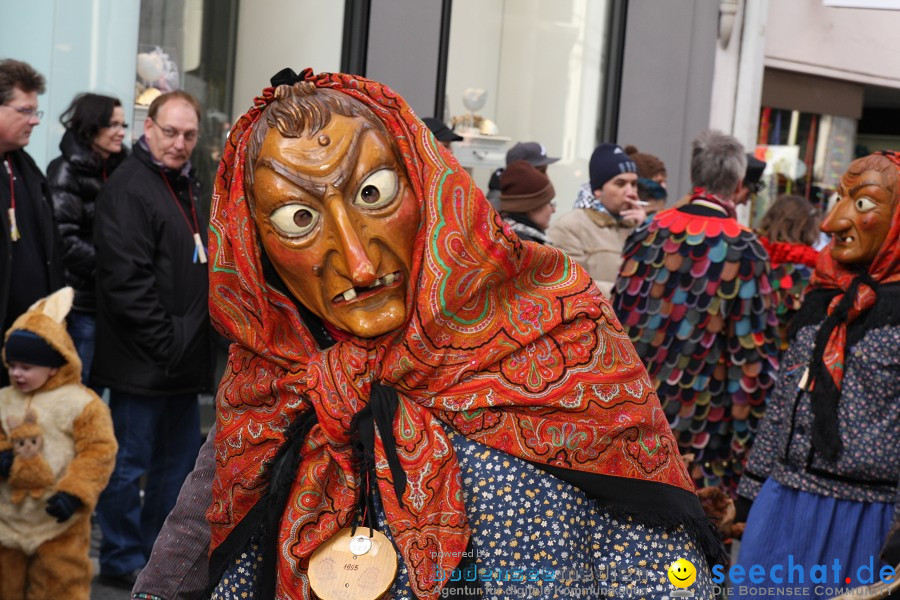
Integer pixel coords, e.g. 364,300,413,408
805,151,900,458
207,70,697,598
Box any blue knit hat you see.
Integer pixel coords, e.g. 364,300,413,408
4,330,66,368
589,143,637,191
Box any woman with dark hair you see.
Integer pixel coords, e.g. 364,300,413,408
47,93,128,385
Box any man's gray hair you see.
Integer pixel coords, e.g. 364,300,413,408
690,129,747,199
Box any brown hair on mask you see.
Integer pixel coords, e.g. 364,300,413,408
243,82,394,208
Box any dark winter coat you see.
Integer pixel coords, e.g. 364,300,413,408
92,142,211,395
47,130,127,311
738,284,900,510
0,149,64,331
501,212,549,244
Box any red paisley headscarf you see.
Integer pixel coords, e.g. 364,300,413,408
207,70,700,599
807,151,900,459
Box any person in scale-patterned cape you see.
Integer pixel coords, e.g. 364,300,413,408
139,69,725,600
612,130,779,498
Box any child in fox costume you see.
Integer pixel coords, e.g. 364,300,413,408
0,287,117,599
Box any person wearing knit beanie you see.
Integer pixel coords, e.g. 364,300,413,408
547,143,645,296
588,143,638,192
499,160,556,244
4,330,66,370
624,145,667,187
625,146,668,214
486,141,559,211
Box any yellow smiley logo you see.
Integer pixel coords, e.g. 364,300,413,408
667,558,697,588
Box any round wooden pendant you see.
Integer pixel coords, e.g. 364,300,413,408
308,527,398,600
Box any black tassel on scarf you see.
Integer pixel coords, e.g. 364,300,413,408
257,410,318,598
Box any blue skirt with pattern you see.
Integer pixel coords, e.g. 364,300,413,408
212,427,715,599
732,478,894,600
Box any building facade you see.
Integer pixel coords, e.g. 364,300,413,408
4,0,899,220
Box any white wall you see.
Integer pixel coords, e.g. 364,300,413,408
231,1,344,121
617,0,718,200
766,1,900,89
445,0,608,215
709,0,769,151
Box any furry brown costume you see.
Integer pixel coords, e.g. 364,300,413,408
0,287,117,600
7,411,55,504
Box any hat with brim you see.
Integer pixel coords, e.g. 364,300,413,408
423,117,463,143
506,141,559,168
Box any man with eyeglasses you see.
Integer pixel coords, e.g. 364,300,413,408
0,59,64,386
93,90,211,589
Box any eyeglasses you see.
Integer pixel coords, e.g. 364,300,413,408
106,121,128,130
2,105,43,120
149,117,198,142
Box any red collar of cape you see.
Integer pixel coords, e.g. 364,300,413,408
207,69,702,599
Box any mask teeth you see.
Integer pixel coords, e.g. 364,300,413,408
384,273,396,285
342,288,357,302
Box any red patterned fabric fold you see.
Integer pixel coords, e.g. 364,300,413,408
207,70,695,599
759,237,820,269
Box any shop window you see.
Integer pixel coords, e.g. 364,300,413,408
444,0,612,210
134,0,239,209
754,107,855,226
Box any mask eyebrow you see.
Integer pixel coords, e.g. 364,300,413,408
848,181,888,196
256,121,374,198
258,157,327,196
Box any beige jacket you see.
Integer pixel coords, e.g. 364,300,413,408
547,208,638,297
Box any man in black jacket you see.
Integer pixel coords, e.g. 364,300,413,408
0,59,64,386
93,90,210,589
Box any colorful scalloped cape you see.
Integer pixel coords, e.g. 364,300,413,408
613,205,779,492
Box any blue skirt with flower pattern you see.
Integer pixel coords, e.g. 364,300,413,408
212,428,714,599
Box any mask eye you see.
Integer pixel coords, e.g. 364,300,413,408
355,169,399,209
269,203,320,238
855,196,876,212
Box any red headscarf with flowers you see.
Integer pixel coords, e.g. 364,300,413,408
207,70,702,599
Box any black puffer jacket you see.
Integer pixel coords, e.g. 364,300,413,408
47,130,127,311
93,141,211,395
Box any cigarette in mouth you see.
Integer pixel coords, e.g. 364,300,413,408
635,200,649,206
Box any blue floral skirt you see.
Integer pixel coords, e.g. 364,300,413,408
212,428,714,599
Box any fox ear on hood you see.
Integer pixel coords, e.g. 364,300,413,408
27,287,74,324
